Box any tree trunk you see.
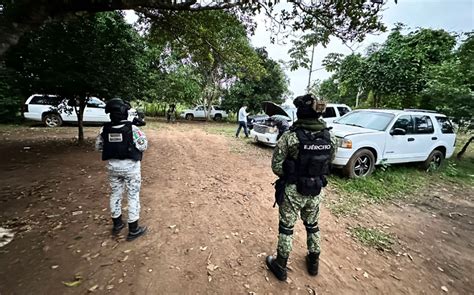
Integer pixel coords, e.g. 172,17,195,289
73,97,87,144
457,136,473,159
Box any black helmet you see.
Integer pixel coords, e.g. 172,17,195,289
293,94,326,119
105,98,130,115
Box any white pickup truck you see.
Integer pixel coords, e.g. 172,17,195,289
332,109,456,178
180,105,228,121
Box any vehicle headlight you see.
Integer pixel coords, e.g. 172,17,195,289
338,138,352,149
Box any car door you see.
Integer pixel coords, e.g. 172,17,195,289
194,106,205,118
411,115,436,160
384,115,417,163
84,97,107,122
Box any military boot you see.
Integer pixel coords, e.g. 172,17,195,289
126,220,147,241
266,254,288,281
112,215,125,236
306,252,320,276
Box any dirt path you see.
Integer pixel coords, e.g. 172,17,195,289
0,123,472,294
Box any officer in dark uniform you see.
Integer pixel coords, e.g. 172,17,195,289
95,98,148,241
266,94,337,280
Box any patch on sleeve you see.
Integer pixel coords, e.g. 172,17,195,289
108,133,123,142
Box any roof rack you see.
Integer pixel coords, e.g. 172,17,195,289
404,109,438,113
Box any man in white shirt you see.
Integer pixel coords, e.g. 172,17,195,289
236,105,249,138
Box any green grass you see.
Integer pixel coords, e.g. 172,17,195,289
204,123,237,137
440,133,474,185
328,166,427,216
350,226,395,251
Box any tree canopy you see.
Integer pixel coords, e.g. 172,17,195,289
4,12,147,141
318,27,473,120
222,48,289,113
0,0,389,58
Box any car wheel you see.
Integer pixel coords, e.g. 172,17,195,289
214,114,222,121
185,114,194,120
253,136,259,143
422,149,444,172
43,113,63,127
343,148,375,178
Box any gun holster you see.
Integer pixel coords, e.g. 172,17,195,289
273,178,286,208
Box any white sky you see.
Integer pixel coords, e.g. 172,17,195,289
124,0,474,98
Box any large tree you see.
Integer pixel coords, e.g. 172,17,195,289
0,0,389,59
5,12,146,142
145,9,265,119
222,48,289,114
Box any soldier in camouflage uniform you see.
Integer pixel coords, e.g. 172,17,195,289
95,98,148,241
266,94,337,281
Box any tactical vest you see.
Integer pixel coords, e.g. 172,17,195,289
286,128,332,196
102,121,142,161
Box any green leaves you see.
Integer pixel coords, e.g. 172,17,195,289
318,27,472,116
6,12,146,101
222,48,289,113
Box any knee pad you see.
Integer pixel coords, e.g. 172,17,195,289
278,221,294,235
304,221,319,234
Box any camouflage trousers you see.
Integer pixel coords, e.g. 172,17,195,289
277,184,322,258
107,160,142,223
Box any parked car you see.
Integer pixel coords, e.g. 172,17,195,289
250,102,352,147
250,102,292,146
179,105,228,121
331,109,456,178
23,94,142,127
247,114,269,130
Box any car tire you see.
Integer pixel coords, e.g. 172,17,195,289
343,148,375,178
422,149,444,172
253,136,259,143
43,113,63,127
185,114,194,120
214,114,222,121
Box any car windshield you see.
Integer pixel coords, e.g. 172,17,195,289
334,111,395,131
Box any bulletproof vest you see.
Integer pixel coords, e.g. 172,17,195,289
102,121,142,161
285,128,332,196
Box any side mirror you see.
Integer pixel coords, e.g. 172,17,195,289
390,128,406,136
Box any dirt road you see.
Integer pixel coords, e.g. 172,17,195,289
0,122,472,294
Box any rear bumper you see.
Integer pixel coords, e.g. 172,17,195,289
250,130,278,146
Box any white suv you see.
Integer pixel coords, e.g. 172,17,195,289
331,109,456,178
23,94,138,127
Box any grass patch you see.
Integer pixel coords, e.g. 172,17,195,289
327,166,427,215
331,166,426,201
441,133,474,186
204,123,237,137
350,226,394,251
